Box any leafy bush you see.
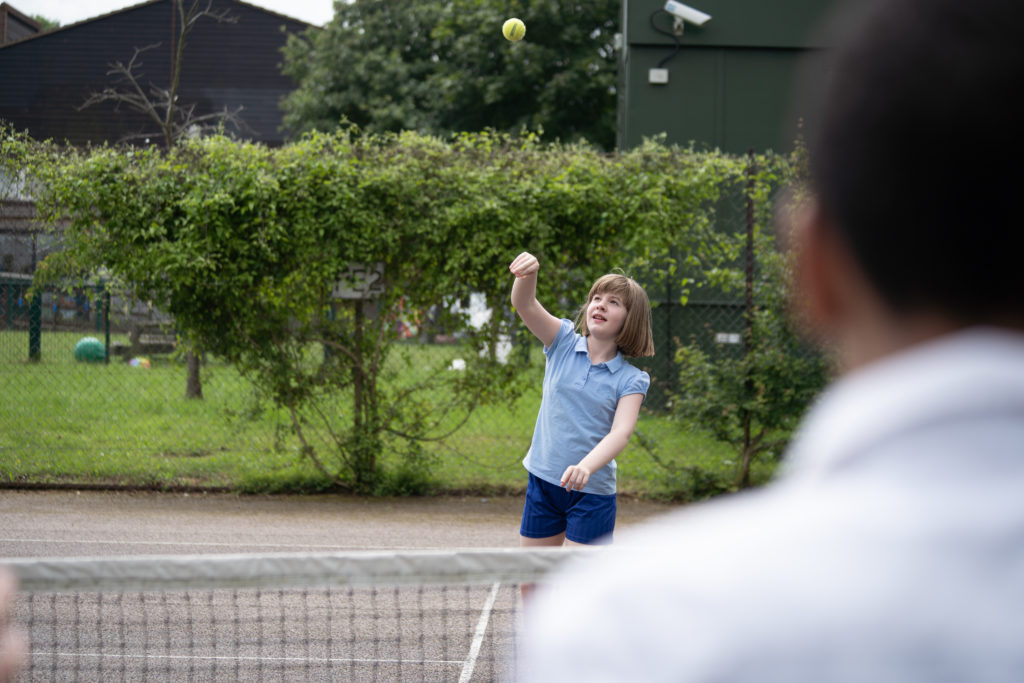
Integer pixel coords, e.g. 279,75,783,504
8,123,827,496
670,151,831,488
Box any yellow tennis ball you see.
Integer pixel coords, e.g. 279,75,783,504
502,18,526,41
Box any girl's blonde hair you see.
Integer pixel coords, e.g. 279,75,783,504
574,273,655,358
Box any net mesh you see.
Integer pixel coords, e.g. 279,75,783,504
10,549,581,682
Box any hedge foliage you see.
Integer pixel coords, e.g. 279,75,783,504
4,125,825,493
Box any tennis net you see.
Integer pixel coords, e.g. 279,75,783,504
9,548,584,682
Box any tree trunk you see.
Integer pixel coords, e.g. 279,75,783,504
185,349,202,399
735,411,753,489
351,299,377,489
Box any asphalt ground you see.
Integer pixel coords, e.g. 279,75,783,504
0,490,673,557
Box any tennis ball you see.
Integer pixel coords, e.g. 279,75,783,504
502,17,526,41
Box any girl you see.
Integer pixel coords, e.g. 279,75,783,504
509,251,654,548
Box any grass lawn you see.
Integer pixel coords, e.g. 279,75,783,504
1,330,774,500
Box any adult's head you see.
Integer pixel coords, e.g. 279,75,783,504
799,0,1024,337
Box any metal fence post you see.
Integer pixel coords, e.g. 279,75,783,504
28,291,41,361
744,149,755,352
103,283,111,364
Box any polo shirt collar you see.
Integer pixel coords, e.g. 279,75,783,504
575,334,626,373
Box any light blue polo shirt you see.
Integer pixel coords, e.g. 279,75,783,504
523,318,651,495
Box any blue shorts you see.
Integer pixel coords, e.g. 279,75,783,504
520,473,617,545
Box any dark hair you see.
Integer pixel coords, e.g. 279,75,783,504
803,0,1024,324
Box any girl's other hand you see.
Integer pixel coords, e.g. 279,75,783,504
560,464,592,492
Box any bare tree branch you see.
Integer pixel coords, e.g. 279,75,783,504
79,43,175,144
78,0,244,149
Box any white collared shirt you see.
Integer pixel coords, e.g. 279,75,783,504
520,328,1024,682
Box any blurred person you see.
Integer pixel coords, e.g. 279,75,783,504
0,568,25,683
518,0,1024,680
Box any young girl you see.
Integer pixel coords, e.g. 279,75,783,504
509,251,654,547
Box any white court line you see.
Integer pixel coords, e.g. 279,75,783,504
30,651,464,665
458,581,501,683
1,538,440,551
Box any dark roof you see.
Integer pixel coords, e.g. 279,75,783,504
0,2,42,45
0,0,316,145
0,0,316,49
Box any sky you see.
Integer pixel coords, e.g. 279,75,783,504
19,0,336,27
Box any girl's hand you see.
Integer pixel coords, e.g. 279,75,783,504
509,250,560,347
560,464,592,492
509,252,540,278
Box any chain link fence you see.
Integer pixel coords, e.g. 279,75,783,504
0,272,538,492
1,167,794,498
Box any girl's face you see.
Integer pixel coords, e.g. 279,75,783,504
586,289,627,339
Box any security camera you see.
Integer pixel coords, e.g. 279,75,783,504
664,1,711,26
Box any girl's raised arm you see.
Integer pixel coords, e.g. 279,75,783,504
510,252,561,348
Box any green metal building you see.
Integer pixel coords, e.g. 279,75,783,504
617,0,835,152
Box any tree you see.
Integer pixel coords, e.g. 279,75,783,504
280,0,620,149
31,15,61,30
432,0,619,149
79,0,247,398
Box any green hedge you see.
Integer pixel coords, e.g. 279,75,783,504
3,125,819,496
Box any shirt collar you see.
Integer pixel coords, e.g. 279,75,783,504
783,328,1024,482
575,334,625,373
